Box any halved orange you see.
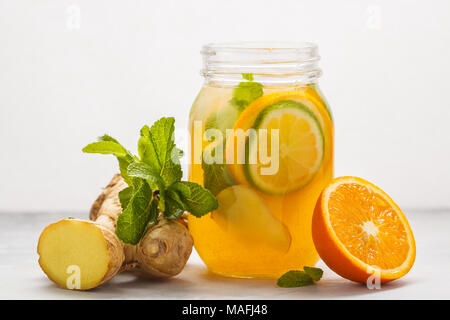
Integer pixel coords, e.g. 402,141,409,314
312,176,416,283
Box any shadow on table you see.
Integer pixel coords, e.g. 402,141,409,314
187,263,415,299
34,271,193,299
33,263,414,299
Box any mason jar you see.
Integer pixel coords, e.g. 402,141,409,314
188,42,333,278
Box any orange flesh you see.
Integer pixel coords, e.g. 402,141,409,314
328,183,409,270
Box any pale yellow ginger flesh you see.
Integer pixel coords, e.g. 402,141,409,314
37,174,193,290
38,219,124,290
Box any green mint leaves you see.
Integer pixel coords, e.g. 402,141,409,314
200,74,262,196
116,179,156,244
230,73,263,111
277,267,323,288
277,271,314,287
201,139,236,196
241,73,254,81
83,117,218,244
173,181,219,217
83,138,135,185
138,118,183,187
303,266,323,281
82,141,127,157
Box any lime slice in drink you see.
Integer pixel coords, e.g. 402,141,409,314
245,100,324,194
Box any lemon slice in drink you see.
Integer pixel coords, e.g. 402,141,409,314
245,100,324,194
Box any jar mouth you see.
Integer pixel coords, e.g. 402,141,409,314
201,41,321,85
202,41,318,53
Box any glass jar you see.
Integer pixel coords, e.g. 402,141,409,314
188,42,333,278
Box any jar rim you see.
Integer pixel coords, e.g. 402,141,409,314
202,41,318,53
201,42,321,85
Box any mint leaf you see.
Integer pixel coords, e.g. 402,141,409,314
173,181,218,217
127,162,164,190
201,139,236,195
230,74,263,111
82,140,134,184
118,157,134,185
82,141,127,157
148,118,182,186
96,135,138,163
116,179,155,245
166,189,187,211
138,127,159,172
140,125,150,138
277,271,314,287
277,267,324,287
203,161,235,196
168,181,191,198
118,186,133,210
165,190,186,220
138,118,183,187
147,197,159,225
242,73,254,81
303,266,323,281
164,182,192,220
127,162,166,212
98,134,120,144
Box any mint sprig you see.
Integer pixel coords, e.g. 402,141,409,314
229,73,263,111
83,136,136,185
116,178,155,245
138,118,183,187
277,266,323,288
171,181,218,218
201,139,236,196
83,117,218,244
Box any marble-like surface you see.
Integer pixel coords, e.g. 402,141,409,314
0,210,448,300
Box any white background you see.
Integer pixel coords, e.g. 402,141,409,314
1,0,449,213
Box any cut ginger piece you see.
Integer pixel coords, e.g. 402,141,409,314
211,185,291,252
37,218,124,290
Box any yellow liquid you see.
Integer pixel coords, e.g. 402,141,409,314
188,84,334,278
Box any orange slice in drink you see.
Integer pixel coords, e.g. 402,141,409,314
312,176,416,283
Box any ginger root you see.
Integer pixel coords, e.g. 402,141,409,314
37,174,193,290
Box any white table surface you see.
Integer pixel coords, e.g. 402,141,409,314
0,210,448,300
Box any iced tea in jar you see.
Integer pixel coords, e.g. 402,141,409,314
188,42,333,278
